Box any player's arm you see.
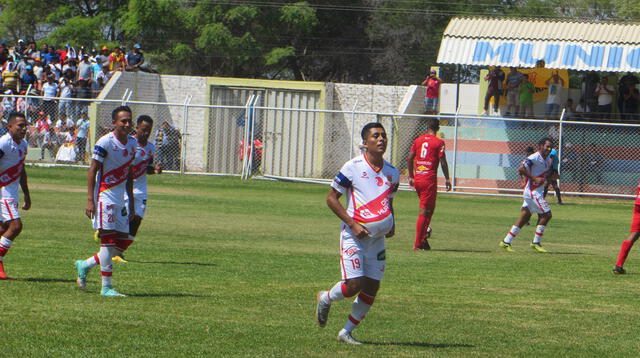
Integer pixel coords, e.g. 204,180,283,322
407,150,416,187
146,158,161,175
326,187,369,239
387,197,395,238
19,166,30,210
126,164,135,222
439,153,452,191
421,78,428,86
86,159,102,219
518,160,544,185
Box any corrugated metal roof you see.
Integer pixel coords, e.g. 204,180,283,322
444,17,640,45
437,17,640,72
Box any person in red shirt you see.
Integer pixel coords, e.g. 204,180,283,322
421,70,442,114
408,118,451,250
612,180,640,274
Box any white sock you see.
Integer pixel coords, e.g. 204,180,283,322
323,281,347,304
503,225,520,244
84,254,98,268
0,236,12,262
533,225,545,244
98,245,114,287
344,292,375,333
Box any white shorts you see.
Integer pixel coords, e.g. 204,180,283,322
93,201,129,233
125,195,147,218
340,232,386,281
522,191,551,214
0,198,20,222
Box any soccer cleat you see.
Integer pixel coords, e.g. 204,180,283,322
337,329,362,345
425,226,432,239
499,241,514,252
93,230,99,243
612,266,626,275
0,262,10,280
112,255,127,263
530,243,548,253
101,286,126,297
315,291,331,327
75,260,89,289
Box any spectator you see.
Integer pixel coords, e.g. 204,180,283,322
33,58,43,89
0,90,14,120
25,41,37,60
62,58,76,78
518,74,535,118
421,69,442,114
126,44,145,71
75,110,90,163
58,77,73,120
41,75,59,121
545,72,564,119
97,46,110,67
48,56,62,80
0,42,9,67
77,54,93,85
109,46,127,72
34,110,51,146
155,121,181,170
575,97,591,120
618,72,640,117
55,113,74,133
595,77,614,120
21,65,37,90
15,39,26,58
16,56,29,79
563,98,576,119
505,67,522,117
621,82,640,121
2,62,19,93
483,66,504,115
39,43,49,60
90,57,102,94
43,46,58,66
74,78,91,120
41,126,62,160
96,64,112,91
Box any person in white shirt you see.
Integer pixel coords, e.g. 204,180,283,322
595,77,614,120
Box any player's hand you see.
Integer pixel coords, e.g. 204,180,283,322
154,163,162,174
22,195,31,211
349,222,370,240
387,224,395,238
533,177,545,185
85,200,95,219
445,179,452,191
408,177,414,187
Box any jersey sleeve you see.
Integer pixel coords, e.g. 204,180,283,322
438,140,446,158
331,161,354,194
409,138,418,154
92,137,108,162
388,169,401,198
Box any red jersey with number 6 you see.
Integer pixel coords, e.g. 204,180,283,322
410,133,445,182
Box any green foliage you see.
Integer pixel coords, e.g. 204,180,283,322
265,46,295,66
279,2,318,33
42,16,104,49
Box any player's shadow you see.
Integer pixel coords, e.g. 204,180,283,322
15,277,76,283
127,260,216,267
361,341,474,348
126,292,209,298
431,249,491,253
546,252,594,255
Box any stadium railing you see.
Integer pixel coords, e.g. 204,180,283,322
6,91,638,200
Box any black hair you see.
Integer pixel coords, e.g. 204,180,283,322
8,112,25,124
111,105,132,121
361,122,385,141
427,117,439,131
137,115,153,126
538,137,553,146
525,146,535,155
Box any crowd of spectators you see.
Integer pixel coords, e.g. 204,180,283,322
0,40,146,162
481,66,640,122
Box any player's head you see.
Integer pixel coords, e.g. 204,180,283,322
7,112,27,140
361,122,387,155
111,105,132,137
537,137,553,156
135,115,153,144
525,146,535,156
426,117,439,132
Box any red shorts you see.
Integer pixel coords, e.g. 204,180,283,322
631,205,640,232
414,180,438,211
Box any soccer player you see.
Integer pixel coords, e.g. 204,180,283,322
112,115,161,262
75,106,137,296
612,180,640,274
315,122,400,345
499,137,553,253
0,112,31,280
543,146,563,205
407,117,451,250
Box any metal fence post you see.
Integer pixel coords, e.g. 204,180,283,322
180,94,192,174
24,84,32,120
241,95,256,180
350,99,359,159
451,106,461,191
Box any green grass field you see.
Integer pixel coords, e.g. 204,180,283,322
2,166,639,357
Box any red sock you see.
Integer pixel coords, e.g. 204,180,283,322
616,240,635,267
414,213,432,248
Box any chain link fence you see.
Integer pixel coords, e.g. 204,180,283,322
4,91,637,199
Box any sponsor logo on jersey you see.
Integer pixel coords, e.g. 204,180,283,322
375,177,383,186
361,171,369,179
344,248,358,256
377,250,386,261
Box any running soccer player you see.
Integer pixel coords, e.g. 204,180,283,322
0,112,31,280
112,115,161,263
499,137,553,253
408,117,451,250
315,122,400,345
612,180,640,274
543,147,563,205
75,106,137,296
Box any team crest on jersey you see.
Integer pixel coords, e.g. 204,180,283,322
141,149,146,157
375,177,384,186
106,204,114,210
361,171,369,179
123,149,129,157
344,248,358,256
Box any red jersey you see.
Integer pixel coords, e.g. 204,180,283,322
635,180,640,205
425,78,441,98
410,134,445,181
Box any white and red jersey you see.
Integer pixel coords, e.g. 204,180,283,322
522,151,552,198
92,132,137,204
331,154,400,238
0,133,27,200
131,141,155,199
